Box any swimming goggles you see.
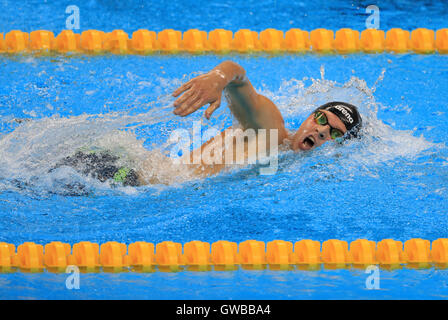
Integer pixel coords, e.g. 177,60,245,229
314,111,345,140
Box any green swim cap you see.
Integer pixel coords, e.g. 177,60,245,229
113,167,131,183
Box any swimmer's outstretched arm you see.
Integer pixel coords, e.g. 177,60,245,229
172,61,287,139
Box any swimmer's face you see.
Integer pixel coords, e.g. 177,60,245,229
291,110,347,151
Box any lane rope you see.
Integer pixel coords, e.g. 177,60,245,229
0,28,447,55
0,238,447,272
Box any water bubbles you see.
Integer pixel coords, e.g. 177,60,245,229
0,69,439,196
258,69,438,185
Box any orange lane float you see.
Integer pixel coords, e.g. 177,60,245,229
68,241,100,268
431,238,448,266
103,29,129,54
385,28,410,52
1,238,447,272
233,29,260,52
182,29,209,53
158,29,182,52
130,29,157,54
44,241,71,270
17,242,44,270
350,239,377,265
208,29,233,52
29,30,55,51
0,33,5,53
0,28,447,54
436,29,448,53
259,28,284,52
80,29,105,53
334,28,360,53
310,28,334,52
322,239,351,268
5,30,29,53
360,29,385,53
55,30,79,52
284,28,310,52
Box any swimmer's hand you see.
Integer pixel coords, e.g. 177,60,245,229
172,61,287,143
172,70,227,119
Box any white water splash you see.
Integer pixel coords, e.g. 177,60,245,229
0,70,439,195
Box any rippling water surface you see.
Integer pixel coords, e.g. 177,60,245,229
1,0,448,299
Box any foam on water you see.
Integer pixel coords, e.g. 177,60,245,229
260,66,439,181
0,68,440,195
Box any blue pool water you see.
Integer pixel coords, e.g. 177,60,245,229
1,0,448,299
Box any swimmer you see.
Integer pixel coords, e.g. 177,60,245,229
55,60,362,186
155,60,363,178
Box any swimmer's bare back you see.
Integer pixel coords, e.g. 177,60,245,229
140,61,290,184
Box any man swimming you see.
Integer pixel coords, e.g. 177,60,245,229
160,60,363,178
56,60,362,186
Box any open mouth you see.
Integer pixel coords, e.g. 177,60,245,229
302,135,315,149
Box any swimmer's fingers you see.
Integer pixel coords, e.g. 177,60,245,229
178,98,207,117
172,80,193,97
174,91,201,115
173,87,196,109
204,99,221,120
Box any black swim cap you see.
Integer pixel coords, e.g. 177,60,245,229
316,101,362,138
